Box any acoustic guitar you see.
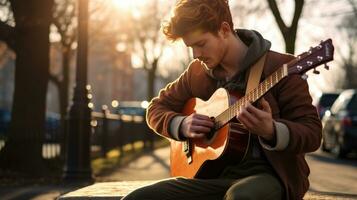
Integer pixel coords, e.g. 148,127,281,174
170,39,334,178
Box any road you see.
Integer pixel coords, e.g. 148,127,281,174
306,149,357,195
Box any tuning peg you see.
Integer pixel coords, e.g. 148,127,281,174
308,47,313,55
313,68,320,74
324,64,330,70
301,74,308,80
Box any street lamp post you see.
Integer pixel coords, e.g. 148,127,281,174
63,0,93,181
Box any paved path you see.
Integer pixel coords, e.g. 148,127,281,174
306,149,357,195
0,147,171,200
1,146,357,199
98,146,170,182
96,146,357,198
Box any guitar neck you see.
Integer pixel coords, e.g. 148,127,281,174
213,39,334,130
215,65,288,130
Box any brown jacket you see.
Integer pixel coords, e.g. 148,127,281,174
146,51,322,200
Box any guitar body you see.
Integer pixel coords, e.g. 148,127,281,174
170,88,250,178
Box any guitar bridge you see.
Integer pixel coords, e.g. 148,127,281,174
183,140,193,164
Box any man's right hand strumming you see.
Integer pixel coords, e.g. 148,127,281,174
179,113,215,139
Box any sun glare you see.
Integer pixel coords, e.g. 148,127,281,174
112,0,132,10
111,0,144,11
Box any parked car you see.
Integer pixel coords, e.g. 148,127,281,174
315,92,340,118
321,89,357,158
118,102,146,115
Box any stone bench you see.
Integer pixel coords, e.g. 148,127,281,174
58,181,356,200
58,181,154,200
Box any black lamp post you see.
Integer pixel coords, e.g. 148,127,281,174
63,0,93,181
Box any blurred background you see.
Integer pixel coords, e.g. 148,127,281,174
0,0,356,199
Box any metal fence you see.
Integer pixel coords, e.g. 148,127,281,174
91,108,157,158
0,107,158,161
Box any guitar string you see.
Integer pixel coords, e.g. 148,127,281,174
218,43,331,131
214,67,286,132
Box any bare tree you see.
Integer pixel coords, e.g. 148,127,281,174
50,0,77,159
127,0,170,100
338,0,357,89
49,0,111,159
0,0,54,175
267,0,304,54
100,0,171,100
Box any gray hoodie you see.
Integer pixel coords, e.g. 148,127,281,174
207,29,271,93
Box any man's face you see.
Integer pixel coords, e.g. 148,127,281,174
182,30,226,69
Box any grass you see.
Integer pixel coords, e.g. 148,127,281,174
91,139,169,177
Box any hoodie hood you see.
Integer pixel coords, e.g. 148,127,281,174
206,29,271,92
236,29,271,73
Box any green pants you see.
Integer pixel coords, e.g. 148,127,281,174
122,173,283,200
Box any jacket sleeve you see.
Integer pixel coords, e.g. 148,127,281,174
274,74,322,154
146,63,194,140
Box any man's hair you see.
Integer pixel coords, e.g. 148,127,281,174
162,0,234,41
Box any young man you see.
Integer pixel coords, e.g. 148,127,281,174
123,0,322,199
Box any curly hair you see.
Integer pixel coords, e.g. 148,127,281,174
162,0,234,41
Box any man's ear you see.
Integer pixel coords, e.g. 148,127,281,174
220,22,232,38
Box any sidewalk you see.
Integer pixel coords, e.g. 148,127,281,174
96,145,170,182
61,146,357,199
1,145,357,199
0,146,171,200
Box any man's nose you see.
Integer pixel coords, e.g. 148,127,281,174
192,48,202,59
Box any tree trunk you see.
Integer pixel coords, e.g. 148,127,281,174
59,46,71,160
147,59,158,100
0,0,53,175
284,31,297,54
147,69,155,101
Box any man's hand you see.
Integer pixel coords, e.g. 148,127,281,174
180,113,214,139
236,98,275,141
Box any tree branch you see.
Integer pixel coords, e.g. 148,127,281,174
139,38,149,70
52,18,66,39
348,0,357,14
291,0,304,31
266,0,287,32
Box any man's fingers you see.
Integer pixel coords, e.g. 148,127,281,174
238,108,258,128
192,118,214,128
189,133,206,138
187,124,213,139
245,101,271,120
245,104,264,119
259,98,272,113
191,125,212,133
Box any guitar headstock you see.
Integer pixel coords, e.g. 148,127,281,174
288,39,334,77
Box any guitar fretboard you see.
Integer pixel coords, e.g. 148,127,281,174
214,65,288,130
